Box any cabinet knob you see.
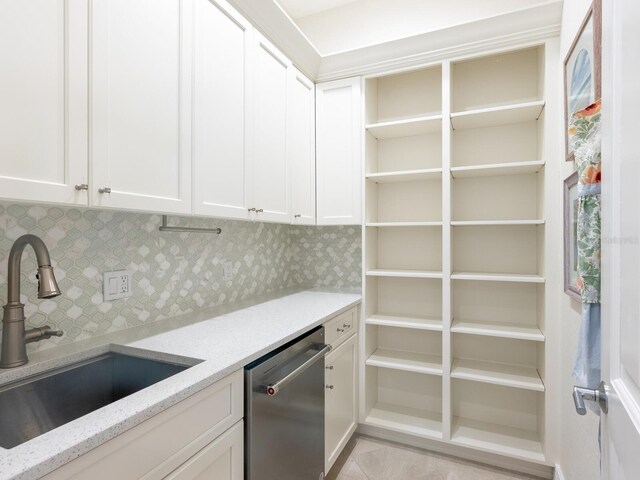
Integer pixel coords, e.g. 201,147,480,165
294,214,302,218
74,184,88,191
326,366,334,370
326,385,334,390
98,187,111,194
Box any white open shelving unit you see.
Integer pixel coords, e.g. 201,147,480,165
361,44,554,468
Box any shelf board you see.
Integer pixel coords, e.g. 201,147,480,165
451,417,545,463
451,272,545,283
366,222,443,227
366,115,442,140
450,160,545,178
451,358,544,392
366,269,443,279
450,101,545,130
367,313,443,332
366,168,442,183
451,220,545,226
367,349,443,376
451,319,544,342
365,403,442,439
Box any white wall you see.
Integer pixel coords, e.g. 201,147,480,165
295,0,558,54
554,1,601,479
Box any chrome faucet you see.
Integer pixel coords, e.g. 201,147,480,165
0,234,63,368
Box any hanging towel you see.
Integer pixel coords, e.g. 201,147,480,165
569,100,602,399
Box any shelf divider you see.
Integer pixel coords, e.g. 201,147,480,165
450,101,545,130
366,168,442,183
451,220,545,226
366,114,442,139
451,358,544,392
450,160,545,179
366,222,443,227
367,349,443,376
451,319,544,342
451,272,545,283
366,269,443,279
365,403,443,439
367,313,443,331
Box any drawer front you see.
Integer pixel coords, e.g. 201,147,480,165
325,307,358,348
43,370,243,480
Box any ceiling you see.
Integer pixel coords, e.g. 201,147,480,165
276,0,359,19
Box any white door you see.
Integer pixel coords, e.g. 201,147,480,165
164,422,243,480
250,33,291,223
316,77,362,226
289,68,316,226
193,0,253,220
601,0,640,477
0,0,88,205
90,0,192,214
325,334,358,473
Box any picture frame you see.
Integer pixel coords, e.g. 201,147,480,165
564,171,580,300
563,0,602,162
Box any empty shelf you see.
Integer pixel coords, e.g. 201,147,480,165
367,313,443,331
366,115,442,139
366,403,442,439
367,349,443,375
451,358,544,391
366,222,443,227
450,160,545,178
367,269,443,279
451,417,545,463
451,220,545,226
451,272,545,283
451,101,545,130
366,168,442,183
451,319,544,342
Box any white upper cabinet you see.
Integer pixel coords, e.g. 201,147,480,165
0,0,88,205
90,0,192,214
250,33,292,223
193,0,252,220
289,68,316,225
316,77,362,225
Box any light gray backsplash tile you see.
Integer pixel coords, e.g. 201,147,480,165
0,202,361,352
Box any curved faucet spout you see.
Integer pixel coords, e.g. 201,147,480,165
1,234,62,368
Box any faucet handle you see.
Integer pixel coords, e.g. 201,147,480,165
24,326,64,344
44,329,64,338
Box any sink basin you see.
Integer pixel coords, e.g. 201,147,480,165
0,352,191,449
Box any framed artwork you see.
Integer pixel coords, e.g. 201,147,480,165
564,171,580,300
563,0,602,162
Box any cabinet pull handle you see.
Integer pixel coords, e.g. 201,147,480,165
337,328,345,333
98,187,111,194
326,366,334,370
74,184,88,191
256,208,264,213
248,208,256,212
294,214,302,218
326,385,334,390
343,324,351,328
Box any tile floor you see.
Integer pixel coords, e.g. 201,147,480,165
326,435,542,480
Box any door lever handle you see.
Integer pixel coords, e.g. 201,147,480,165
573,381,609,415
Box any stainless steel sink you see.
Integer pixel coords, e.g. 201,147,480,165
0,352,191,449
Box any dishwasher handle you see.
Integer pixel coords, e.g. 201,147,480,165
265,344,332,396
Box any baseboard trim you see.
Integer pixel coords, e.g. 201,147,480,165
356,424,554,479
554,465,566,480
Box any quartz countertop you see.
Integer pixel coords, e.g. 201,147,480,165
0,289,361,480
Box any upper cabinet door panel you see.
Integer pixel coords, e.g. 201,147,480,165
316,77,362,225
193,0,252,220
0,0,88,205
289,68,316,225
91,0,192,214
251,34,291,223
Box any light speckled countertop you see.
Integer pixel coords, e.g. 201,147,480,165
0,289,361,480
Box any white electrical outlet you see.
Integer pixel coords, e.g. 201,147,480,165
103,270,132,301
223,261,234,281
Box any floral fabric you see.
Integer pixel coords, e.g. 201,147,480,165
569,99,602,303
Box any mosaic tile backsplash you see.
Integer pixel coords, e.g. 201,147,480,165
0,202,361,352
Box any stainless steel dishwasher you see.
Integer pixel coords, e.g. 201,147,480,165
245,326,330,480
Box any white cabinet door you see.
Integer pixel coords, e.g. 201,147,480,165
193,0,252,220
325,333,358,473
164,422,243,480
90,0,192,214
0,0,88,205
289,67,316,225
250,33,291,223
316,77,362,225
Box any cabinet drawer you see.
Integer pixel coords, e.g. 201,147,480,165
43,370,243,480
325,307,358,347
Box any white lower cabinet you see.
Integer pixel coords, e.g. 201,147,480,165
42,370,243,480
164,421,243,480
325,328,358,474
